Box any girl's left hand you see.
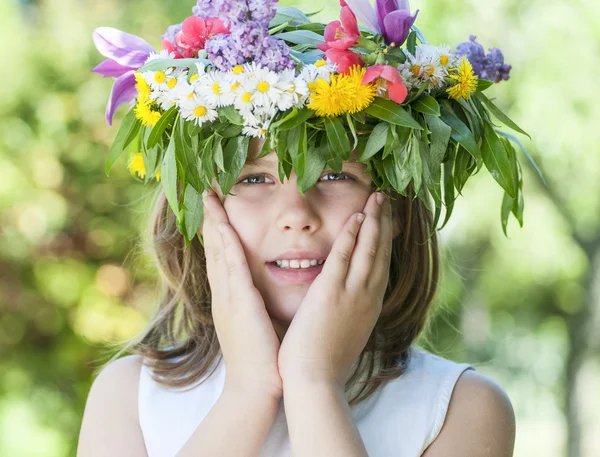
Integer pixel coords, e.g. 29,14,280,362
277,191,393,388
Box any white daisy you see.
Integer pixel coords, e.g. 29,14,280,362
250,67,282,107
144,50,176,64
197,70,235,107
142,67,177,92
154,72,188,110
179,96,219,126
299,59,336,84
241,109,272,138
233,80,259,114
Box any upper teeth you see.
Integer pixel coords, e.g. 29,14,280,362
274,259,325,269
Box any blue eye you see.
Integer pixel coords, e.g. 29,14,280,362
320,171,349,181
237,172,351,186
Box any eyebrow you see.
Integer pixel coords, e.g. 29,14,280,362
244,156,278,167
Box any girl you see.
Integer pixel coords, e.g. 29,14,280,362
81,0,528,454
77,141,515,457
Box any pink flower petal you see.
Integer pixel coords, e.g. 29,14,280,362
340,6,360,39
363,65,385,84
388,81,408,104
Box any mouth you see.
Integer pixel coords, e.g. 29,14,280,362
266,260,325,284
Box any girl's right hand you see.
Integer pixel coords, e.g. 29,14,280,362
201,188,283,400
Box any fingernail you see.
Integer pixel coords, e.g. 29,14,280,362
202,189,210,201
376,192,384,206
357,213,365,224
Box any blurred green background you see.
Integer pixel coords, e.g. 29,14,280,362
1,0,598,456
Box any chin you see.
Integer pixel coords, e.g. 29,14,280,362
263,289,306,324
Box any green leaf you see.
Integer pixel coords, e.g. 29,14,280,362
278,107,315,130
408,137,422,194
106,109,140,176
182,183,204,245
481,121,517,198
476,92,531,139
148,105,177,149
476,79,494,92
364,98,423,130
407,30,417,56
174,117,203,191
276,30,324,45
161,134,179,219
298,144,326,193
346,113,358,151
138,57,209,73
324,116,351,160
440,104,479,159
360,122,388,162
218,136,249,196
271,6,311,27
218,105,244,125
440,146,456,230
412,95,440,116
425,114,452,168
213,134,225,172
496,130,547,186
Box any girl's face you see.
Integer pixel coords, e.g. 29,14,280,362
207,142,374,332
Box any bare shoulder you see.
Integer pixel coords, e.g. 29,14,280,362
421,369,516,457
77,354,148,457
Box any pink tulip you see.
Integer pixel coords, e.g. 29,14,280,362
363,64,408,103
163,16,229,58
317,0,361,52
325,48,363,74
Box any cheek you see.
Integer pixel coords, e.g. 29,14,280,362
223,200,264,261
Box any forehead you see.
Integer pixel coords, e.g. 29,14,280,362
245,138,364,169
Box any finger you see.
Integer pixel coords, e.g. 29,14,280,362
203,188,229,227
216,222,256,301
322,211,365,286
369,193,393,289
202,193,221,303
212,221,231,303
347,191,382,286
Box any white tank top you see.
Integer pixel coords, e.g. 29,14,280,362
138,345,474,457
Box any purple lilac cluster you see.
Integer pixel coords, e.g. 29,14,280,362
160,23,183,53
193,0,294,72
455,35,512,83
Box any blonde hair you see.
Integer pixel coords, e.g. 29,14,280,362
102,178,441,407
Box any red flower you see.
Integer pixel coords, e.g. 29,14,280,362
325,48,362,74
162,16,229,58
317,1,360,52
363,64,408,104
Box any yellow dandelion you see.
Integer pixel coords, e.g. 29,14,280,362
127,153,160,181
127,152,146,179
446,56,479,100
134,99,161,126
308,76,353,117
344,65,377,113
134,72,151,101
308,65,377,117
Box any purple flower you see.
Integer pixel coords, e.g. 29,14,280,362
192,0,223,19
248,0,277,26
260,37,296,71
206,18,294,72
375,0,419,46
91,27,155,125
455,35,512,83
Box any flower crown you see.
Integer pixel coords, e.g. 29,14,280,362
92,0,539,247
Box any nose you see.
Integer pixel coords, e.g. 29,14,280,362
274,174,321,234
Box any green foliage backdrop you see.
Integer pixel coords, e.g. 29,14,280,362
0,1,598,456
